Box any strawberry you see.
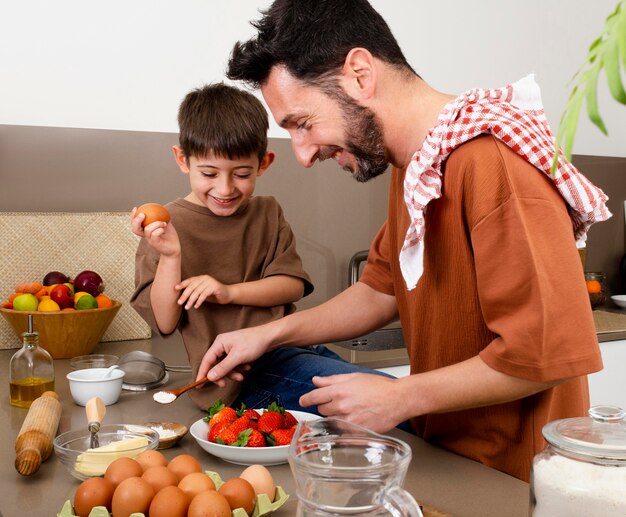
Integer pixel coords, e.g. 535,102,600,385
284,411,298,428
258,410,285,434
236,403,261,428
267,426,296,446
208,420,228,443
258,402,286,433
246,429,267,447
204,399,237,428
216,415,251,445
234,428,267,447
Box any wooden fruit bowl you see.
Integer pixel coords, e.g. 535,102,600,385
0,301,121,359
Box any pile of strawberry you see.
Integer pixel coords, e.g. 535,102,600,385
204,400,298,448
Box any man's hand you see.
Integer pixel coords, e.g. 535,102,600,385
176,275,231,309
197,326,271,387
299,373,407,433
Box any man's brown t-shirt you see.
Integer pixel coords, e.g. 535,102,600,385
360,135,602,481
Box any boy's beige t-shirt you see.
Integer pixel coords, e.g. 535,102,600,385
131,196,313,409
360,135,602,481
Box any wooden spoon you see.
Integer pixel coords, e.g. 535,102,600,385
152,377,208,404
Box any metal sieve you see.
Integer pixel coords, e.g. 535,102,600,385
117,350,191,391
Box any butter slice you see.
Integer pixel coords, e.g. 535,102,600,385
75,436,149,476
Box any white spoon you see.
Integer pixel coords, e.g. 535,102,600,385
100,364,119,379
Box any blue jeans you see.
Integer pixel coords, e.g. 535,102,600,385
232,345,414,433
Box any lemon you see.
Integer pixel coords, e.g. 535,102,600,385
38,298,61,312
73,292,90,303
75,293,98,310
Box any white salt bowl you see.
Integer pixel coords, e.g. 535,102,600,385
66,367,125,405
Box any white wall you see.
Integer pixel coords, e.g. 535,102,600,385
1,0,624,157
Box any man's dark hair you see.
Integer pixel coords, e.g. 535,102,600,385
227,0,416,88
177,83,269,162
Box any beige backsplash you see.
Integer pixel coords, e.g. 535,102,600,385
1,124,624,307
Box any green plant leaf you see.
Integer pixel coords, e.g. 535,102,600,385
619,1,626,68
604,32,626,103
554,0,626,166
585,63,609,135
563,86,586,159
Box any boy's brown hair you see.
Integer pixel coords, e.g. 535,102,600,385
177,83,269,163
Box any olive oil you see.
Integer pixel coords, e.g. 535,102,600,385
10,378,55,408
9,315,55,408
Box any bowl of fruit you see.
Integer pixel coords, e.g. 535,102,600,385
0,270,121,358
190,401,320,466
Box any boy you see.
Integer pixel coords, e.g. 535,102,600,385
130,83,377,409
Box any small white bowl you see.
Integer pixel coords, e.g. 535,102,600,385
611,295,626,309
66,367,125,406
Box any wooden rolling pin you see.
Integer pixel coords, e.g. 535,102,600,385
14,391,62,476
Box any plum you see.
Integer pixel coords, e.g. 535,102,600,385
42,271,69,286
73,270,105,297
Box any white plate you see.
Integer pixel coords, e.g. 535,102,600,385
190,409,320,465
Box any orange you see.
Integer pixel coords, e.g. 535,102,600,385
62,307,76,311
34,287,48,300
586,280,602,294
95,294,113,308
8,292,23,303
38,298,61,312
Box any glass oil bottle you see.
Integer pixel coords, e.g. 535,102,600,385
9,315,55,408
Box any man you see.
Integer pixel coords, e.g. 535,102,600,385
198,0,608,481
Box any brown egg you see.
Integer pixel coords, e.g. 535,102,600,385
218,477,256,514
111,476,155,517
73,477,114,517
137,203,171,227
167,454,202,482
239,464,276,502
178,472,216,499
135,449,167,471
187,490,231,517
148,485,190,517
104,457,144,489
141,465,179,493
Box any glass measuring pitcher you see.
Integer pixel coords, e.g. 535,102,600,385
288,418,423,516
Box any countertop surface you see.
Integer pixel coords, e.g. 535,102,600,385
0,335,530,517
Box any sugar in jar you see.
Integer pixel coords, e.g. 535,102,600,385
530,405,626,516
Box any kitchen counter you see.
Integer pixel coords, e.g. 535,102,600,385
0,335,529,517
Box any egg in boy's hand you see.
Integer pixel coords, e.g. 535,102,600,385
136,203,171,227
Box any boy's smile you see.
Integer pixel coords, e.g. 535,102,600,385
173,148,273,217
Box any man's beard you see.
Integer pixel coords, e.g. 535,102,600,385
323,83,389,183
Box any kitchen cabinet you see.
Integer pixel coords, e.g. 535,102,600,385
588,338,626,410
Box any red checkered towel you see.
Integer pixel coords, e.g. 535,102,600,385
400,74,611,290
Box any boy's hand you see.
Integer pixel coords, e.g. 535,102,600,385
130,207,181,257
176,275,232,309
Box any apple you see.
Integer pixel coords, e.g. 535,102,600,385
42,271,69,286
73,270,104,297
49,284,74,309
12,293,39,311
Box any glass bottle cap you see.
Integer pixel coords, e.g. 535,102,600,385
542,405,626,462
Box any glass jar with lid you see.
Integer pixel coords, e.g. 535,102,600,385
584,271,607,308
530,405,626,516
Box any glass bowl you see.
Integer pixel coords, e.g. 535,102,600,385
53,424,159,480
69,354,119,370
